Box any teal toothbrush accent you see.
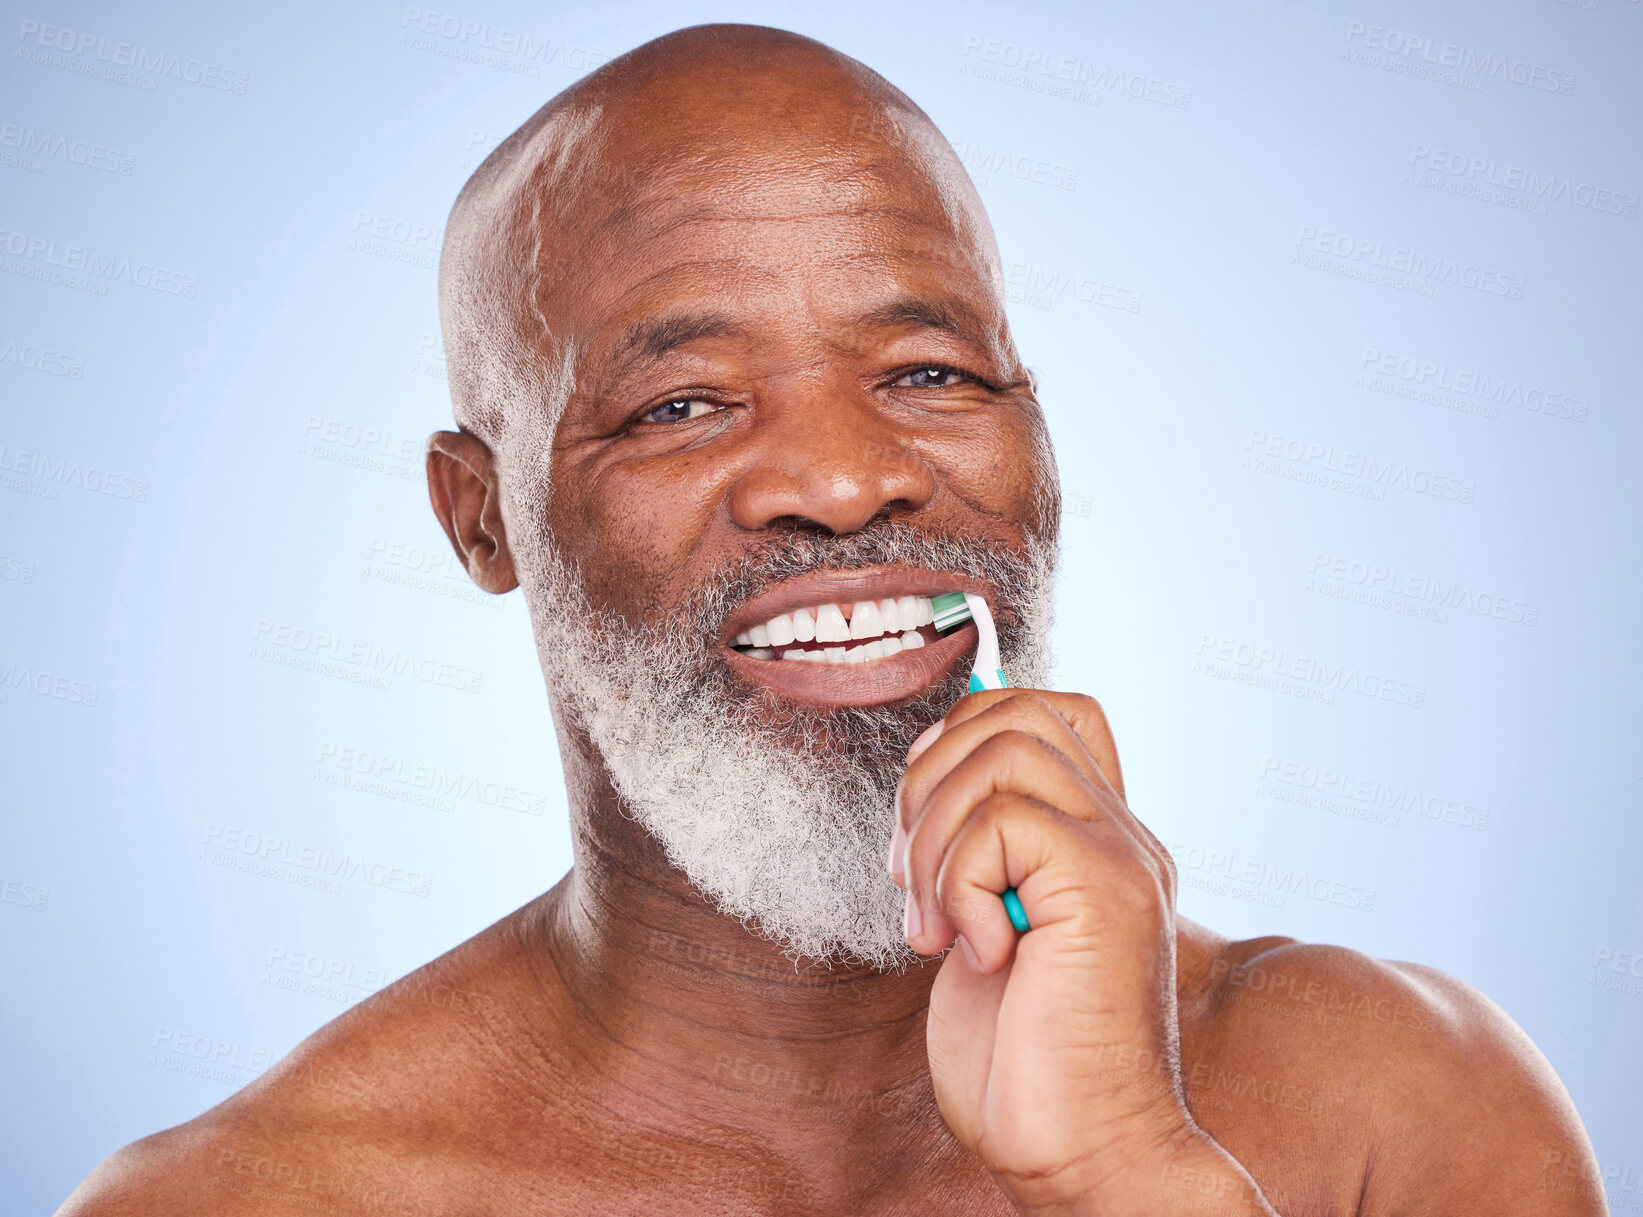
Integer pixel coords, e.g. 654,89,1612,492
1001,888,1030,933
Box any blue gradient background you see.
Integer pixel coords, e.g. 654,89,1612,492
3,1,1640,1211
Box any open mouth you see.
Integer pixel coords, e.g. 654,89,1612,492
730,595,947,664
720,572,983,706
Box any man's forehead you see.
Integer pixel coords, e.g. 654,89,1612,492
542,118,988,271
529,142,1003,366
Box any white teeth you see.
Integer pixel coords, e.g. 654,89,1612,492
862,640,886,661
843,645,867,664
737,596,936,655
815,603,850,643
766,613,796,647
849,600,885,640
881,635,902,656
824,646,846,663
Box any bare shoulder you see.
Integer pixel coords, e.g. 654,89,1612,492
1183,932,1607,1216
56,897,577,1216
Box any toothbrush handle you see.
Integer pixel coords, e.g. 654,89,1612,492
1001,887,1030,933
974,667,1030,930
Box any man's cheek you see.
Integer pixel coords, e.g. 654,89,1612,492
941,410,1058,537
555,473,723,615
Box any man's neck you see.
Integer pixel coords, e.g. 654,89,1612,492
546,825,944,1122
507,734,982,1198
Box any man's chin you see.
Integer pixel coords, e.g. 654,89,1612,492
751,928,925,975
727,681,959,773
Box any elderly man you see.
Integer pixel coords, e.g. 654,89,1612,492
61,23,1604,1217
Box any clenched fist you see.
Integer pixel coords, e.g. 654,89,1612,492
890,689,1277,1216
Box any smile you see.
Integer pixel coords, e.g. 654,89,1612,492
731,595,942,663
721,569,984,706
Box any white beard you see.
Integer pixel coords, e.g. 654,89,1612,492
526,521,1058,970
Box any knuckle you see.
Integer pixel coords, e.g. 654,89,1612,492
978,728,1052,761
974,789,1035,827
1070,691,1107,720
1001,692,1063,733
1009,691,1056,716
982,727,1033,752
957,687,1013,715
932,881,993,926
1119,864,1171,919
1157,848,1179,899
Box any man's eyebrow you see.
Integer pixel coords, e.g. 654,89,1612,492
611,312,744,366
604,296,994,372
851,296,990,341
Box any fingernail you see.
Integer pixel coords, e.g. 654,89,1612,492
903,890,923,940
907,719,945,763
885,821,906,877
957,934,980,969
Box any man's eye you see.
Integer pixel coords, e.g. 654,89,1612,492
896,366,970,389
642,399,719,424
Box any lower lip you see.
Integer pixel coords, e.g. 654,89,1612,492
724,623,977,706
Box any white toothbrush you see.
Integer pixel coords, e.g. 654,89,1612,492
931,591,1007,691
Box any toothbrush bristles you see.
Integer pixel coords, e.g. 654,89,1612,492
930,592,972,634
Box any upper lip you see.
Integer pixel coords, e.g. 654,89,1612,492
720,566,994,646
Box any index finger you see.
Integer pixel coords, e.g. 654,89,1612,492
927,688,1126,803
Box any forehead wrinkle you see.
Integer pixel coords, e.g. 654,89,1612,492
589,201,977,251
561,148,976,254
554,205,997,349
561,255,783,377
524,147,996,364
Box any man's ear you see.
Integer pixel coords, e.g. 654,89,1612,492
425,430,519,594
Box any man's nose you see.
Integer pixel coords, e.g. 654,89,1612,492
725,390,937,535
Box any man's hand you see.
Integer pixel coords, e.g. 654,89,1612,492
891,689,1276,1215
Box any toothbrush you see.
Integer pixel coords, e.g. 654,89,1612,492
931,592,1006,692
929,592,1031,933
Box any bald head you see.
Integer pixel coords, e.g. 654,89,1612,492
438,23,1005,454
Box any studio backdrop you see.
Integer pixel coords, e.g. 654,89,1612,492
2,1,1639,1212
